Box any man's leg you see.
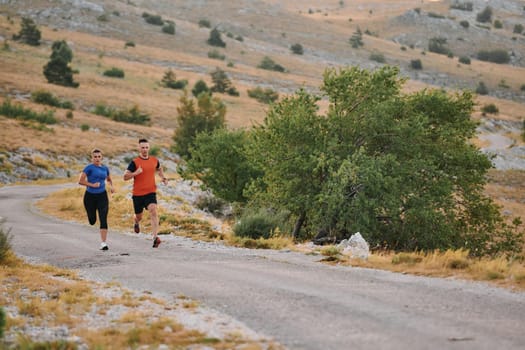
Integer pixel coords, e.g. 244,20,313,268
147,203,161,247
147,203,159,237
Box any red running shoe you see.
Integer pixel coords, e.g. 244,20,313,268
153,236,161,248
133,222,140,233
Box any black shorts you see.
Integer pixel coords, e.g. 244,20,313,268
132,192,157,214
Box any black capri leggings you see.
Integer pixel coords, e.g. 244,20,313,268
83,191,109,229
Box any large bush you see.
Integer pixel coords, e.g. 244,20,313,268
241,66,523,255
477,49,510,64
233,209,285,239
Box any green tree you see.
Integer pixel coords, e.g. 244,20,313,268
244,66,522,255
207,28,226,47
13,17,41,46
172,92,226,159
349,28,364,48
192,79,210,97
291,43,304,55
43,40,79,88
210,67,235,94
245,90,326,239
161,69,177,87
187,129,261,203
476,6,492,23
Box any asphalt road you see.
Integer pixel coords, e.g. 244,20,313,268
1,184,525,350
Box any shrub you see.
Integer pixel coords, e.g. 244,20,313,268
31,89,60,107
210,67,236,94
498,79,510,89
166,79,188,89
458,56,471,64
476,81,489,95
195,194,227,217
520,84,525,91
192,79,210,97
477,49,510,64
428,37,450,55
247,86,279,104
92,103,150,125
369,52,386,63
450,2,473,11
161,69,187,89
476,6,492,23
103,67,125,78
124,41,135,47
0,222,12,264
493,20,503,29
513,24,524,34
481,103,499,114
208,49,225,60
226,87,240,96
66,110,73,119
13,17,41,46
257,56,285,72
410,59,423,69
97,14,109,22
31,90,74,109
143,13,164,25
162,22,175,35
110,105,150,125
207,28,226,47
349,28,364,48
428,12,445,19
233,210,281,239
198,19,211,28
0,98,56,124
459,20,469,28
81,123,90,131
290,43,304,55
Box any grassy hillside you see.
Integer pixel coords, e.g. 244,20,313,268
0,0,524,220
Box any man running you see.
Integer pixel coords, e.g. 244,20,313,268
124,138,168,248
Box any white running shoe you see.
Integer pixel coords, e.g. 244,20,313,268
100,242,109,251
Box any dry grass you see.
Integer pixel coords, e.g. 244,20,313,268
310,247,525,291
0,253,282,349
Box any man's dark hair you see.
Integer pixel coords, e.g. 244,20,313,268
139,138,148,143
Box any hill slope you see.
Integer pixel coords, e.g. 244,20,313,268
0,0,524,219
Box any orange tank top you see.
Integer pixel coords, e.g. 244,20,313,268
131,156,159,196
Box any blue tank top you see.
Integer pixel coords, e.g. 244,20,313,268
83,164,110,194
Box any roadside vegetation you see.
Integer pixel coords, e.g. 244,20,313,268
0,221,281,349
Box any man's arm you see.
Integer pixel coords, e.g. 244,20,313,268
156,166,168,185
